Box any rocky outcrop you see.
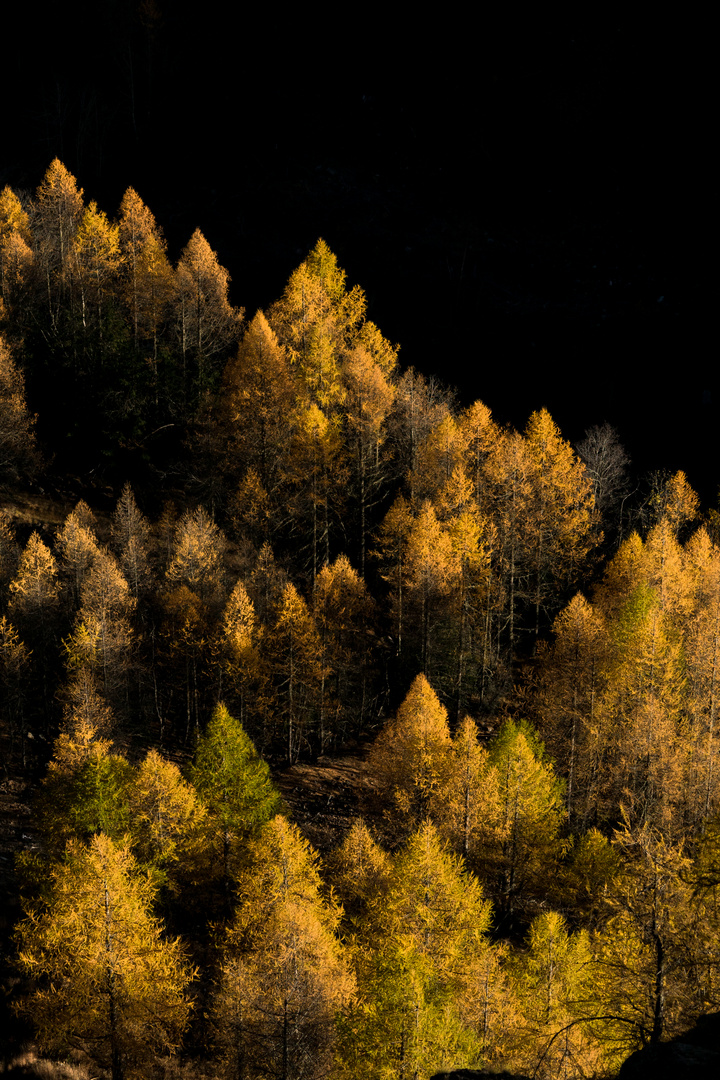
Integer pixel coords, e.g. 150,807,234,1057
618,1011,720,1079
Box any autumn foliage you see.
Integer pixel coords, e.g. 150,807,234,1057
2,162,720,1079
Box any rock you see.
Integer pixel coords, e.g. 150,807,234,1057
618,1012,720,1079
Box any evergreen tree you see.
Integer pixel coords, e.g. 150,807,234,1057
187,703,281,899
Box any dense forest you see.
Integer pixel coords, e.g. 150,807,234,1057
1,161,719,1079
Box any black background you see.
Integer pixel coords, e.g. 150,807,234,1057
2,6,714,500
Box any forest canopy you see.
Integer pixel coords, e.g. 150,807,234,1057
1,162,719,1080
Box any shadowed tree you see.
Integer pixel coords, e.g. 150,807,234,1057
0,333,39,481
341,344,395,575
262,582,326,762
313,554,377,748
173,228,242,406
112,483,151,597
576,422,631,540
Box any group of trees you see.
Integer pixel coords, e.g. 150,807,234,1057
12,677,720,1078
3,161,720,1078
1,162,242,464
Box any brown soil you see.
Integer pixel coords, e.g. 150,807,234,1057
273,748,378,853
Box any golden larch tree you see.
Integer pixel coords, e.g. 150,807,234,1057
15,833,194,1080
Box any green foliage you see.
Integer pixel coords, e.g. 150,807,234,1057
186,703,281,899
487,718,566,916
340,822,496,1077
39,742,133,856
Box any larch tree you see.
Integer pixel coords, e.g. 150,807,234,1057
8,531,61,722
32,158,85,327
0,510,19,599
534,593,610,826
0,332,39,481
129,749,207,877
71,200,122,354
457,398,499,506
575,422,631,538
683,528,720,824
269,237,366,411
313,554,377,747
326,818,392,929
511,910,598,1080
0,185,33,312
0,614,31,768
431,715,503,865
8,531,60,619
486,720,565,918
402,500,459,678
387,367,454,502
118,187,173,363
15,833,194,1080
55,502,101,609
341,344,396,575
446,507,495,720
523,408,596,640
367,674,452,840
374,493,414,658
649,469,700,537
166,504,225,603
411,412,469,507
341,822,496,1078
186,703,280,901
69,547,136,709
222,309,298,505
282,400,347,589
262,582,326,762
214,815,355,1080
111,482,151,597
218,578,262,727
590,822,702,1067
482,427,532,657
173,227,242,403
600,584,686,834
